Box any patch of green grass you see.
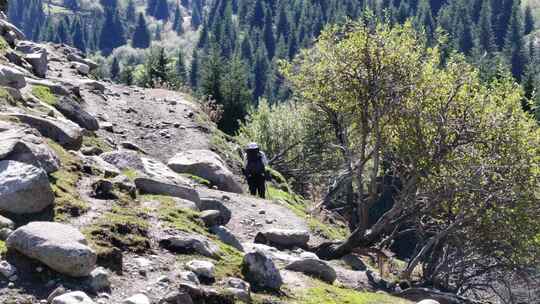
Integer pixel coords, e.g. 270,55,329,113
0,36,8,55
0,87,16,106
268,186,348,240
32,85,58,106
147,194,244,279
181,174,211,187
122,169,139,182
84,204,151,254
294,282,412,304
46,140,90,222
0,240,6,257
82,132,113,152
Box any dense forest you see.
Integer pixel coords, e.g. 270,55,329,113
8,0,540,133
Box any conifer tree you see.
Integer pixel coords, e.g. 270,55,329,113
99,7,126,55
173,4,184,34
132,13,151,49
415,0,435,42
200,48,224,102
504,1,527,80
154,0,169,21
476,0,495,52
110,57,120,80
174,50,188,87
524,5,535,35
191,1,202,29
263,11,275,59
71,18,86,52
253,48,268,101
250,0,265,29
219,56,250,133
190,49,200,88
146,0,157,17
126,0,137,23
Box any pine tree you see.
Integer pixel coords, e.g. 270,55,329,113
99,7,126,55
524,5,535,35
190,49,200,88
200,48,224,102
504,1,527,80
276,4,290,41
253,48,268,101
126,0,137,23
110,57,120,80
132,13,151,49
64,0,79,10
173,4,184,34
476,0,495,52
250,0,265,29
415,0,435,42
191,2,202,29
57,18,72,45
263,11,275,59
154,0,169,21
219,56,250,133
146,0,157,17
71,18,86,52
174,50,187,87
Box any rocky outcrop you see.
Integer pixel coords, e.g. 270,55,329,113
0,160,54,214
54,96,99,131
0,18,25,43
285,257,337,283
67,53,98,71
168,150,243,193
0,125,60,173
254,228,310,249
0,65,26,89
6,222,97,277
160,231,220,258
197,198,232,225
101,150,144,171
51,291,95,304
210,226,243,251
15,41,48,78
3,113,83,150
134,177,200,203
186,260,215,280
241,250,282,291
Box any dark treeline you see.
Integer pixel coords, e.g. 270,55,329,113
8,0,540,133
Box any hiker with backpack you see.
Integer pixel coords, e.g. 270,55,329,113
244,142,268,198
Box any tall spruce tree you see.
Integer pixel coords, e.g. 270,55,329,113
154,0,170,21
524,5,535,35
504,1,527,80
99,7,126,55
173,4,184,34
476,0,495,52
132,13,151,49
263,11,276,59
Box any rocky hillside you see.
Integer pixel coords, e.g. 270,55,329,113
0,12,452,304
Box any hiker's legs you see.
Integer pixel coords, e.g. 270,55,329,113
247,177,257,196
256,175,266,199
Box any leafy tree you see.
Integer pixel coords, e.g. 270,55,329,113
282,23,540,302
132,13,151,49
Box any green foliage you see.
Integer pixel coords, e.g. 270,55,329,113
46,140,90,222
31,85,57,106
82,132,113,153
0,240,6,257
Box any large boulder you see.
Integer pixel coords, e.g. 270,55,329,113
54,96,99,131
0,19,25,42
51,291,95,304
0,65,26,89
254,229,310,249
197,198,231,225
285,258,337,283
0,126,60,173
0,160,54,214
168,150,243,193
210,226,243,252
160,231,220,258
134,177,200,203
241,250,282,291
6,222,97,277
185,260,215,280
3,113,83,150
24,51,48,78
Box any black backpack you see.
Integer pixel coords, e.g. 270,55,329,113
245,148,265,176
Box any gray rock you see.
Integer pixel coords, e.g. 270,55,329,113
168,150,243,193
200,210,226,227
91,179,114,199
0,215,14,229
72,62,90,75
160,231,219,258
87,267,111,292
25,51,48,78
177,271,200,284
6,222,97,277
0,65,26,89
342,254,367,271
210,226,243,251
101,150,144,171
285,258,337,283
82,155,120,178
0,19,25,42
254,229,310,249
120,142,146,154
241,250,282,291
197,198,231,225
0,161,54,214
0,228,12,240
15,40,43,54
179,283,235,304
185,260,215,280
4,113,83,150
52,291,95,304
134,177,200,203
0,260,16,278
27,79,71,96
172,198,198,211
54,96,99,131
67,53,98,70
222,277,251,303
78,80,106,93
123,294,150,304
81,146,103,156
159,291,193,304
0,126,60,174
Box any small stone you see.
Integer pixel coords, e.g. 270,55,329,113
186,260,215,280
0,260,16,278
258,210,266,215
88,267,111,292
123,293,150,304
36,266,43,272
